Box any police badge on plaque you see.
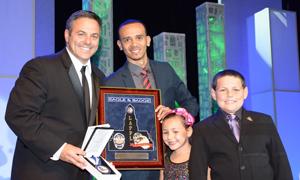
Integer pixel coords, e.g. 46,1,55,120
99,87,164,170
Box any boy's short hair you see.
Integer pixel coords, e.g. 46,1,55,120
212,69,246,90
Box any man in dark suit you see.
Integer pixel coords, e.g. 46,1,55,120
5,10,105,180
189,69,292,180
105,19,199,180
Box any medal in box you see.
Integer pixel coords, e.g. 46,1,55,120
81,125,122,180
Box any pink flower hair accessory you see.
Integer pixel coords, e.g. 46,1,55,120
162,108,195,126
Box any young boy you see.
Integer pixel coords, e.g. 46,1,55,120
189,69,292,180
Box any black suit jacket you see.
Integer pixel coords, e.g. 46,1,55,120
5,49,105,180
189,108,293,180
105,60,198,116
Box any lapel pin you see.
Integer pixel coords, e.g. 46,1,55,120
246,116,253,122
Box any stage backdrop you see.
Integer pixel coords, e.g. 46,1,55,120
0,0,54,179
1,0,299,179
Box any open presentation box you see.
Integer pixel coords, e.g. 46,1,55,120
81,125,121,180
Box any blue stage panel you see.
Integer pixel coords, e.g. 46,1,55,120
249,91,275,120
0,1,35,76
275,91,300,179
270,10,300,91
0,78,17,179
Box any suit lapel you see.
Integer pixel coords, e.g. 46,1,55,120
213,110,238,144
60,49,85,121
120,63,136,87
61,48,96,127
89,70,100,126
240,109,254,141
149,60,162,89
68,65,83,105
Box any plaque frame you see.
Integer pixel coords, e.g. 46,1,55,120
99,87,164,169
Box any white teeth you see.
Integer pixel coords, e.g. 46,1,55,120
130,48,140,53
81,47,90,51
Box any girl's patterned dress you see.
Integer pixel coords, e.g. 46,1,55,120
163,155,189,180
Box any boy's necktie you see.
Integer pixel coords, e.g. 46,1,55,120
227,114,240,142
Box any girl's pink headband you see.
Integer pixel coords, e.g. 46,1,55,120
162,108,195,126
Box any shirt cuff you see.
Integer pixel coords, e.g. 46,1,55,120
50,143,67,161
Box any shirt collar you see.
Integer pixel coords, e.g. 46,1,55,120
221,108,242,121
66,47,92,75
127,61,151,76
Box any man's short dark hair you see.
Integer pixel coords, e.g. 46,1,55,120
65,10,102,32
211,69,246,90
118,19,148,38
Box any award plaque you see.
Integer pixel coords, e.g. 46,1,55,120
99,87,164,169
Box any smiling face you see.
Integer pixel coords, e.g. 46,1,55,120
117,22,151,67
211,75,248,114
64,17,100,64
162,115,192,152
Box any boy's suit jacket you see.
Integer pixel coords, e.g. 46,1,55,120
5,49,105,180
189,108,293,180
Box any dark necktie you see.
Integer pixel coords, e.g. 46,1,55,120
81,66,90,122
227,114,240,142
140,67,152,89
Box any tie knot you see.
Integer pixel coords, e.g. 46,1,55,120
227,114,237,122
140,68,148,76
81,66,87,74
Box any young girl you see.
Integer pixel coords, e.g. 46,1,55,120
159,108,195,180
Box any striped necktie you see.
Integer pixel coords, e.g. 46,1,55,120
141,67,152,89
